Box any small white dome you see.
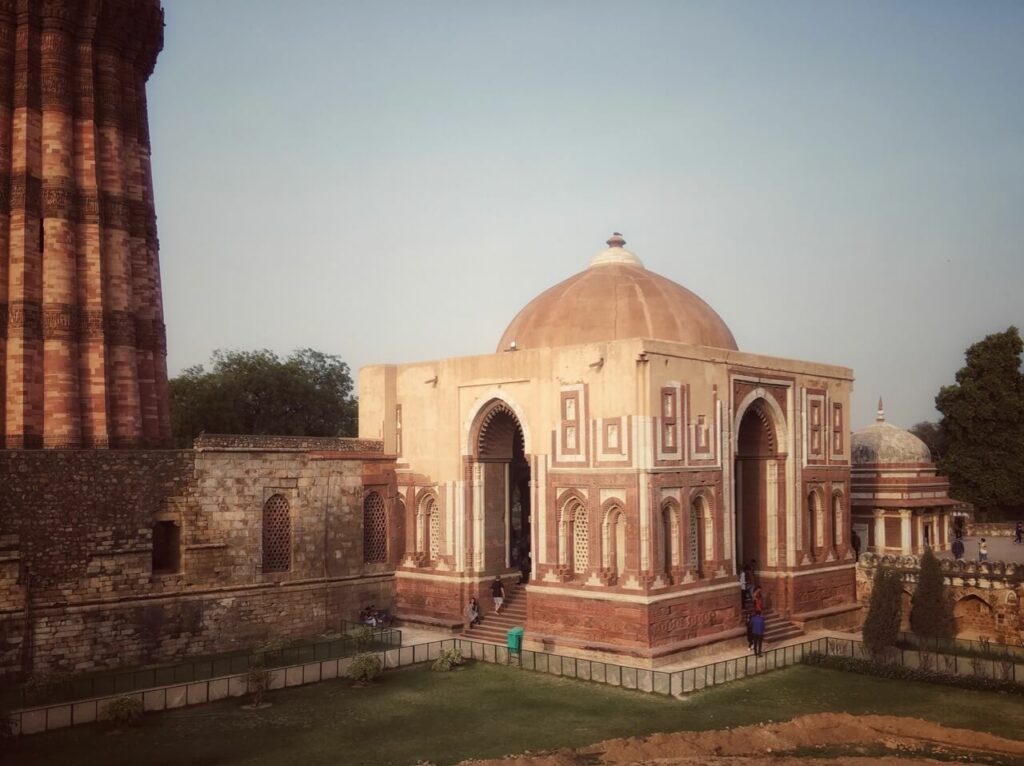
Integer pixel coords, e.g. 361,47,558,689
851,400,932,465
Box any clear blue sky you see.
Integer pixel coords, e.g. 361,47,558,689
148,1,1023,431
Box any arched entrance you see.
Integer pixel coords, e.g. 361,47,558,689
473,401,531,575
734,398,782,579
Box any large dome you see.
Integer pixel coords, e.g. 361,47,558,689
852,401,932,465
497,234,738,352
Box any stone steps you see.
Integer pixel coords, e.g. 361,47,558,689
755,610,805,644
462,584,527,644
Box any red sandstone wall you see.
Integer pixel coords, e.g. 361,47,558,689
0,0,170,449
526,585,741,657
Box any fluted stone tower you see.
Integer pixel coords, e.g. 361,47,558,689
0,0,168,448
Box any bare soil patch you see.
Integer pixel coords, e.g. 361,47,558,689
458,712,1024,765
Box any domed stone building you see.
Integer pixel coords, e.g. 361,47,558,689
851,400,958,556
360,234,859,664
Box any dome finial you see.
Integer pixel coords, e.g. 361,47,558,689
876,397,885,423
590,232,643,268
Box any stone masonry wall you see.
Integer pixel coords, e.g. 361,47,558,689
0,439,397,677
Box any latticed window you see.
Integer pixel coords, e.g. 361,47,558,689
262,494,291,573
689,499,702,575
663,504,679,570
572,505,589,574
832,494,843,547
428,506,440,561
363,492,387,563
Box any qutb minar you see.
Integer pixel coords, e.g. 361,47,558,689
0,0,169,449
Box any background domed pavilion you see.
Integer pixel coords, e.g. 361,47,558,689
360,233,860,664
850,399,962,556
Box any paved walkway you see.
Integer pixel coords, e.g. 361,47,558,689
937,535,1024,564
397,620,851,675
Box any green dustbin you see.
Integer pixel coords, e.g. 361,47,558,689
507,627,524,653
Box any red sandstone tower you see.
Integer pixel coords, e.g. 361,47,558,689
0,0,169,448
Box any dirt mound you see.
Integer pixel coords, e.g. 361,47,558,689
458,713,1024,765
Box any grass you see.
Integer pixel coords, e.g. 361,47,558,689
3,662,1024,766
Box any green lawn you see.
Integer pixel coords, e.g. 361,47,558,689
3,663,1023,766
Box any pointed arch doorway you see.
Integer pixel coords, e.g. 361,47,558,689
734,398,783,583
473,401,531,575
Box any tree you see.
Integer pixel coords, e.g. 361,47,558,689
909,548,955,643
862,565,903,657
936,327,1024,519
909,421,945,463
170,349,357,447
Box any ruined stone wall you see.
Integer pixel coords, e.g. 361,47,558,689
856,553,1023,644
0,438,398,677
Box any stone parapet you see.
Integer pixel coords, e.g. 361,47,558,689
193,434,385,453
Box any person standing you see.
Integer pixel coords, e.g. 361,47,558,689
979,538,989,562
1014,522,1023,545
753,586,764,614
491,576,506,614
951,537,965,560
739,567,749,608
750,610,766,656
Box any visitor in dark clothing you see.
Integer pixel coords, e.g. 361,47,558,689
750,611,766,656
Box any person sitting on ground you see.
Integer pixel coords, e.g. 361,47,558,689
375,608,391,628
364,604,379,627
467,597,481,627
491,576,506,614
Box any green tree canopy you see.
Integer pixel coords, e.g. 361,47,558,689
909,421,945,464
170,349,357,447
936,326,1024,518
909,548,955,642
862,565,903,657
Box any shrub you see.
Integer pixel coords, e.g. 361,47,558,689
862,566,903,656
351,625,376,651
98,696,144,728
21,672,70,706
431,648,464,672
245,665,272,707
803,652,1023,696
909,548,955,641
346,653,383,684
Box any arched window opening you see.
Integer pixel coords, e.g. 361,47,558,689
689,497,705,577
429,503,441,561
572,504,589,575
418,494,439,563
262,494,291,573
662,503,680,572
832,493,843,549
363,491,387,563
603,507,626,578
806,491,817,561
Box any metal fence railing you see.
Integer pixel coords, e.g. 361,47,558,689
895,632,1024,661
12,622,401,709
825,636,1023,683
373,636,831,696
12,630,1024,738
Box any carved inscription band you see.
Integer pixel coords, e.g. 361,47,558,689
0,179,155,230
0,302,166,350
